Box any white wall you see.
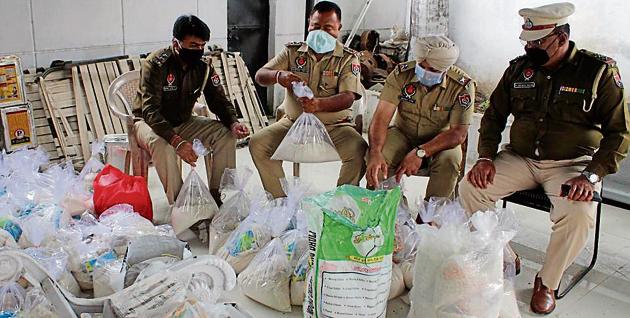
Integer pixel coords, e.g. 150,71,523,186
329,0,411,41
450,0,630,95
0,0,228,69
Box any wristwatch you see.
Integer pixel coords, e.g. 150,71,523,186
415,146,426,158
581,170,601,184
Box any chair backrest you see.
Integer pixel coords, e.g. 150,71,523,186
106,70,140,122
602,156,630,206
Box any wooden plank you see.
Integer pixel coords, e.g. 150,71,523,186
88,63,115,134
219,52,252,133
131,58,141,71
237,55,269,126
118,59,130,74
39,78,68,154
79,64,106,140
234,55,263,132
73,66,91,160
96,62,122,133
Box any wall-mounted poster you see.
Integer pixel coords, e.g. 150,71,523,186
0,56,26,107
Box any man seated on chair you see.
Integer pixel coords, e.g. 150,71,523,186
249,1,367,198
366,36,474,200
133,15,250,208
458,3,629,314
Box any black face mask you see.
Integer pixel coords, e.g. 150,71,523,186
525,47,550,66
177,46,204,65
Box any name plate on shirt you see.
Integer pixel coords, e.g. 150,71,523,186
513,82,536,89
163,85,177,91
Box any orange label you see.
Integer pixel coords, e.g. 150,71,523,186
6,109,32,147
0,64,22,105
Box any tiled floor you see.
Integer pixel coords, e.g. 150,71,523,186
149,147,630,317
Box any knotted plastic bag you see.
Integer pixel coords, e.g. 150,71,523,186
171,139,219,238
216,212,273,274
79,141,105,193
238,238,294,312
209,167,255,254
93,164,153,221
270,82,340,163
409,208,518,318
290,251,309,306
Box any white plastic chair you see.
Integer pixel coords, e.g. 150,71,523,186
106,70,149,178
107,70,213,182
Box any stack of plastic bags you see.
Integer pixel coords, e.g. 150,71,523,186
408,200,521,318
216,177,309,274
220,178,309,313
377,177,419,300
0,253,59,317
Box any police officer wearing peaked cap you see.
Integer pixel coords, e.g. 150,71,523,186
459,2,629,314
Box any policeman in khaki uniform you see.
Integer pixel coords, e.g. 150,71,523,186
367,36,474,200
459,3,629,314
134,16,249,210
250,1,367,198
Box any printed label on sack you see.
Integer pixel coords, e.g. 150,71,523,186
318,261,391,317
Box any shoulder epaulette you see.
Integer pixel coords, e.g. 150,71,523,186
579,49,617,67
509,55,527,65
150,48,172,67
343,46,359,56
286,41,304,47
446,65,473,87
395,60,416,75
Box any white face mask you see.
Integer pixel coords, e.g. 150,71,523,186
415,63,444,87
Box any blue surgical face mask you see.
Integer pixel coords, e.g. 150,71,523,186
305,30,337,54
415,63,444,87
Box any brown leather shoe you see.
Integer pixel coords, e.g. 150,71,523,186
530,275,556,315
515,254,521,276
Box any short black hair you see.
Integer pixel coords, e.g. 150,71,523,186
173,15,210,41
554,24,570,37
311,1,342,21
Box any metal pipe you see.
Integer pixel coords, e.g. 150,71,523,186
344,0,374,47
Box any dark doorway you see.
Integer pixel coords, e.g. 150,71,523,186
228,0,270,113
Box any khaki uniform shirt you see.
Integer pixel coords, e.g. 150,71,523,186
479,42,630,177
262,41,362,125
379,60,475,141
133,46,239,142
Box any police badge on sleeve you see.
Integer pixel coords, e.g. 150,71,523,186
163,73,177,91
399,83,417,103
458,92,472,110
211,74,221,87
291,56,308,73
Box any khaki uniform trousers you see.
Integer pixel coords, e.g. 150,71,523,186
371,126,462,199
458,149,599,289
135,116,236,205
249,117,368,198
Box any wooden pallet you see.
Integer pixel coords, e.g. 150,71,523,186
38,68,85,167
208,52,268,134
23,72,64,163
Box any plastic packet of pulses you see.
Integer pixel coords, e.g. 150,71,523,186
171,139,219,238
303,185,401,318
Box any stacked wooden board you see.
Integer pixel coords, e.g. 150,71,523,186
209,52,268,134
23,71,64,163
24,53,267,169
